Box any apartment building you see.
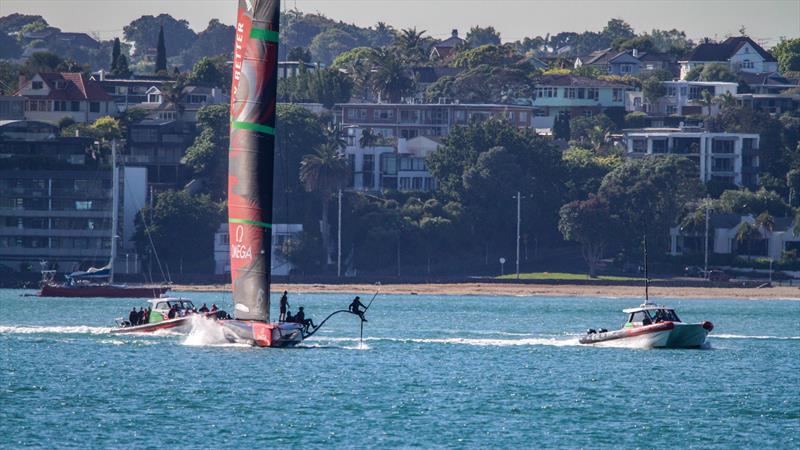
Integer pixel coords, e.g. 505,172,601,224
532,74,633,118
626,80,738,116
622,127,760,188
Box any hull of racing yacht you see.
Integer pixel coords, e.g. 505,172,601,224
218,320,305,347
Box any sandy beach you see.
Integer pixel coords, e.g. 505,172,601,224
171,282,800,300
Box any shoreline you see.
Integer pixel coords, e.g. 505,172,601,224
170,283,800,300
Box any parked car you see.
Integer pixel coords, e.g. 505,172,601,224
684,265,704,277
707,270,730,282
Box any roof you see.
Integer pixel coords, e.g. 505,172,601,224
538,74,630,88
622,304,674,313
684,36,776,63
20,73,114,102
436,32,465,49
737,71,796,87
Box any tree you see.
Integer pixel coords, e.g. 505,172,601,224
553,114,571,141
0,13,47,34
305,68,353,108
0,61,22,94
124,14,197,58
300,142,350,266
602,19,635,42
787,167,800,206
309,28,360,65
598,155,704,257
614,35,655,53
559,195,619,277
179,19,235,67
0,31,23,59
686,63,737,82
187,57,223,86
717,188,794,217
155,25,167,73
450,44,520,69
693,89,714,118
369,49,414,102
466,26,501,48
111,38,121,72
22,51,63,75
90,116,123,141
394,27,428,63
642,77,667,109
425,65,534,104
649,29,693,54
771,38,800,73
182,103,229,199
569,114,616,151
133,190,222,273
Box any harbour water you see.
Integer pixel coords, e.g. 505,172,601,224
1,289,798,448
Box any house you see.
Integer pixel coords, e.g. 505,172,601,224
430,29,466,60
735,93,800,115
532,74,634,118
670,214,799,261
16,73,117,124
737,72,798,94
679,36,778,80
343,126,439,192
338,101,536,140
129,84,226,123
213,223,302,276
576,48,679,77
621,127,760,188
91,71,172,112
278,61,318,79
625,80,738,116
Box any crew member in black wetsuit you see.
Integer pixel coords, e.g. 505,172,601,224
349,296,367,322
294,306,315,332
199,303,209,313
128,307,137,326
279,291,290,322
167,305,177,319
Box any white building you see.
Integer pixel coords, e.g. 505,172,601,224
343,126,438,192
679,36,779,80
670,214,800,261
213,223,302,276
621,128,760,188
626,81,738,117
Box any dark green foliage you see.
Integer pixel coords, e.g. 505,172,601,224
425,65,534,104
772,38,800,73
0,32,22,59
559,194,620,276
684,63,736,82
22,51,63,75
599,155,705,256
717,188,794,217
111,38,121,71
155,25,167,73
133,190,222,273
450,44,521,68
182,104,229,199
179,19,234,66
465,26,501,47
0,61,20,94
642,77,667,105
569,114,616,151
368,49,414,102
278,67,353,108
0,13,47,34
624,112,649,128
553,114,571,140
287,47,312,62
309,28,361,65
124,14,196,58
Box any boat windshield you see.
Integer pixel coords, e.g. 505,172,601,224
653,309,680,322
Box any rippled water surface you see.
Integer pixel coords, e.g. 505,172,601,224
1,289,799,448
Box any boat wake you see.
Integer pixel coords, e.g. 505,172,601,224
310,336,582,348
0,325,111,335
182,315,251,348
712,334,800,341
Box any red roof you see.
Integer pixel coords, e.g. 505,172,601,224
22,73,114,102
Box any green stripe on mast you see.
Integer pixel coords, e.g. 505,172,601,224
229,218,272,229
250,28,279,43
231,120,275,135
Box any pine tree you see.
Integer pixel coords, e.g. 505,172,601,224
111,37,121,72
115,54,131,78
155,25,167,74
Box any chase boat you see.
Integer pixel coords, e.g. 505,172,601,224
111,298,229,334
579,303,714,348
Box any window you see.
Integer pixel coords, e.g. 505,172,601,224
362,154,374,171
131,128,158,143
712,140,734,154
620,64,632,73
535,87,557,98
75,201,93,210
586,88,599,101
519,111,528,123
612,88,624,102
412,177,423,190
631,138,647,153
711,158,733,171
28,100,38,111
381,154,397,175
399,177,411,190
455,110,466,121
32,81,43,90
400,110,420,123
741,60,754,69
564,88,576,99
55,80,66,89
666,87,677,97
38,100,48,111
71,101,80,111
576,88,585,99
147,94,161,103
680,87,687,96
374,109,394,120
652,139,668,153
583,110,593,117
188,94,206,104
89,102,100,113
54,101,66,111
666,105,677,115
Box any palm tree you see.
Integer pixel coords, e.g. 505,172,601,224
716,92,736,110
369,48,414,103
395,27,427,63
735,221,761,256
754,211,775,235
693,89,714,117
300,142,350,266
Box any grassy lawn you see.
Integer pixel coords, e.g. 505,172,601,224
496,272,648,281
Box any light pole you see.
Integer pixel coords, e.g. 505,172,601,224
704,196,710,279
769,257,773,284
512,192,526,280
499,257,506,276
337,188,342,278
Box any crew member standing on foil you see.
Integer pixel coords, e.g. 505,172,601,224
349,296,367,322
279,291,290,322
